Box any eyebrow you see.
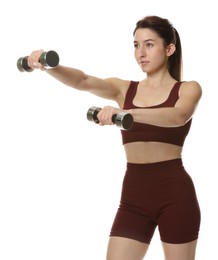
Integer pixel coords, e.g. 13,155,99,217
134,39,155,44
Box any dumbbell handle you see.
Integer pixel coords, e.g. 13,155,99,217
87,106,133,130
17,50,59,72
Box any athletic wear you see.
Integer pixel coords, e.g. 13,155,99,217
110,159,201,244
121,81,191,146
109,81,201,244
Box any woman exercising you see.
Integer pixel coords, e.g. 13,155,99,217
27,15,202,260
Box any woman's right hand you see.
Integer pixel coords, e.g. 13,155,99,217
27,49,44,70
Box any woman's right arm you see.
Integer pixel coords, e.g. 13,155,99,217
28,50,128,102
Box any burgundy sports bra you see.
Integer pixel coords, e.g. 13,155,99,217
121,81,192,147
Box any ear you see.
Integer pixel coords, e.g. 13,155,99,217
166,44,176,57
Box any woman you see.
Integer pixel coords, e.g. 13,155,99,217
27,15,202,260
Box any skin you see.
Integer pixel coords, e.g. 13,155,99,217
28,28,202,260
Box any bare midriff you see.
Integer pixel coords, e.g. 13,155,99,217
124,142,182,164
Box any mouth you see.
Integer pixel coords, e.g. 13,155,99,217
139,60,149,66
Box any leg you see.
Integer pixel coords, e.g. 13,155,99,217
106,236,149,260
162,240,198,260
157,164,200,259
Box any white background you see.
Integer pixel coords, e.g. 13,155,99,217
0,0,217,259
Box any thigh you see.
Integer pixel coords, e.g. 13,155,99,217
158,167,200,243
162,240,198,260
106,236,149,260
110,208,157,244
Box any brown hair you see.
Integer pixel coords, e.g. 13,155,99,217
133,15,182,81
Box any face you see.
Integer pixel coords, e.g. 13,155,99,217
134,28,174,74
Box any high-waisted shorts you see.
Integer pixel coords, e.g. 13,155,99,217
110,158,201,244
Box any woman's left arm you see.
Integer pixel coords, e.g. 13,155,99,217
130,81,202,127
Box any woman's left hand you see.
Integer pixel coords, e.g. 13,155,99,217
97,106,123,126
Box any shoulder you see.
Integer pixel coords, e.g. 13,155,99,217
105,77,132,95
105,77,131,88
175,80,202,114
180,80,202,99
105,78,134,106
181,80,202,92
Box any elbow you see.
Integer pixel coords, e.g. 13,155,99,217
174,113,191,126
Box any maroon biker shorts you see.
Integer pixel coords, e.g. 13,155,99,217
110,158,201,244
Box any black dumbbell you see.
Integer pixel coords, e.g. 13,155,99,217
87,106,133,130
17,50,59,72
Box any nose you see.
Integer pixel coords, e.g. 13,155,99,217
136,46,146,58
135,46,146,64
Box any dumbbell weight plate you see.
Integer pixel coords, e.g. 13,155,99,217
113,112,133,130
87,106,133,130
87,106,101,123
39,50,59,68
17,50,59,72
17,56,33,72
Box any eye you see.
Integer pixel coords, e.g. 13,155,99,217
146,42,153,48
134,43,140,49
